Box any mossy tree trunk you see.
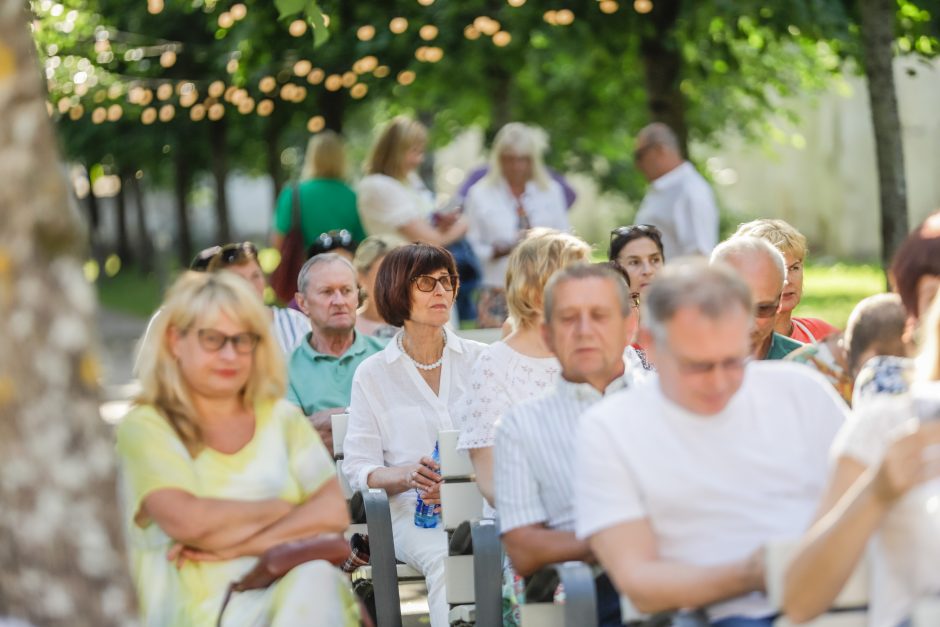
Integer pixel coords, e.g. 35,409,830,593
0,2,135,624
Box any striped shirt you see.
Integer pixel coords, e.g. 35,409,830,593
494,363,650,534
271,306,311,358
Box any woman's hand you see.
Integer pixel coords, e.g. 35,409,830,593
400,456,443,494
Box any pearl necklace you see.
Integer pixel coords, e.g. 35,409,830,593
398,331,447,371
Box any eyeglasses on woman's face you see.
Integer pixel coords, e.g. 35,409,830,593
411,274,459,292
195,328,260,354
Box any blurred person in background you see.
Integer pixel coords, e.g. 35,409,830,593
353,235,400,339
272,130,365,250
464,123,570,328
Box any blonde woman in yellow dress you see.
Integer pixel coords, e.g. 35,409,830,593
116,271,357,626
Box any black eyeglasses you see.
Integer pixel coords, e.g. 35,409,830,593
754,300,781,319
213,242,259,267
196,328,260,354
412,274,458,292
676,355,753,376
308,230,356,257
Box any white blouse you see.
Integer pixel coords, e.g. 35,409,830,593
455,341,561,451
343,328,486,506
356,173,433,244
464,177,569,287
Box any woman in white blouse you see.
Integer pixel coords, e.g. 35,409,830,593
343,243,486,627
783,292,940,627
357,116,467,247
456,229,590,507
464,123,570,327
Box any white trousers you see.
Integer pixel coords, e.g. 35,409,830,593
390,498,449,627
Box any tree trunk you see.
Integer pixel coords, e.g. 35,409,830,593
85,178,104,263
488,66,513,139
114,170,132,265
639,0,689,158
129,174,154,274
209,118,232,244
320,88,345,134
0,4,135,625
265,113,286,204
858,0,909,272
173,150,194,266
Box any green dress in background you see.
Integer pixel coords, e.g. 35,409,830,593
273,178,366,247
116,399,358,627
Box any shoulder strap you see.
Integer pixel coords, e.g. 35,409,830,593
792,319,816,343
291,182,302,231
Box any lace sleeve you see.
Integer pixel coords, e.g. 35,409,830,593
456,350,508,450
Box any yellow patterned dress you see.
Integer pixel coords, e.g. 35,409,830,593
116,399,358,627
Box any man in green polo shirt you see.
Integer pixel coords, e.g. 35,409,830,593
710,236,804,360
287,253,386,455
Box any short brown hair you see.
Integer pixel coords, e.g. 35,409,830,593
364,116,427,181
890,210,940,319
375,243,458,327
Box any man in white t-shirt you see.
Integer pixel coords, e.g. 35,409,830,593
574,259,848,626
633,123,718,258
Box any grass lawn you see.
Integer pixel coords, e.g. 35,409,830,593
799,263,886,330
95,267,165,319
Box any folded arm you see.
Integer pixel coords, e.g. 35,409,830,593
502,524,592,577
589,518,764,614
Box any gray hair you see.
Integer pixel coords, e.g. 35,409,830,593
543,263,633,323
637,122,680,154
485,122,552,190
845,293,907,375
297,253,357,294
642,259,753,343
710,236,786,289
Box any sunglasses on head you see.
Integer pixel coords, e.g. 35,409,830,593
308,230,356,257
610,224,662,245
211,242,259,267
190,245,222,271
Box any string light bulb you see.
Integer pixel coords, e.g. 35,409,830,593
634,0,653,13
357,25,375,41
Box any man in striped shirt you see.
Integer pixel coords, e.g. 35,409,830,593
494,263,650,627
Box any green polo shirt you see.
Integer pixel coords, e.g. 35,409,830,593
286,331,387,415
765,332,804,361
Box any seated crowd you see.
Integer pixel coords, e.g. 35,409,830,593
117,119,940,627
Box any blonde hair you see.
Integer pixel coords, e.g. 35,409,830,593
134,272,285,455
364,116,427,181
485,122,552,190
301,130,347,180
505,228,592,330
353,235,400,275
916,291,940,382
733,218,808,261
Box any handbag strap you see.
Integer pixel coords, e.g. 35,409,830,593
291,182,302,232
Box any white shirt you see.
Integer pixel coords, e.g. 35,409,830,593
464,177,569,287
343,328,486,506
357,173,433,244
455,341,561,451
634,161,718,258
575,361,847,621
832,385,940,627
495,356,651,535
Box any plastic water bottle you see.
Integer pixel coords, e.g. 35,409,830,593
414,441,441,528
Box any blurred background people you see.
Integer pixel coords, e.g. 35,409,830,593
118,271,355,626
633,122,718,258
464,123,570,328
734,218,838,343
357,116,467,247
272,130,365,250
353,235,401,339
207,242,310,356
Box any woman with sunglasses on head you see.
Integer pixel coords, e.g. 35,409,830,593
117,272,357,627
306,229,357,262
609,224,665,299
343,243,487,627
207,242,311,357
357,116,467,248
271,131,366,251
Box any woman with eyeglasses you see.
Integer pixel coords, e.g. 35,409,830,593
207,242,311,357
608,224,666,298
357,116,468,248
271,130,366,252
117,271,357,626
352,235,401,339
343,243,486,627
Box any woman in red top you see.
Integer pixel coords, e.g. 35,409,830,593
733,218,838,343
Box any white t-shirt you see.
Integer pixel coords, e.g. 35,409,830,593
455,341,560,451
634,161,718,258
575,361,847,621
464,177,569,287
357,173,433,244
831,385,940,627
